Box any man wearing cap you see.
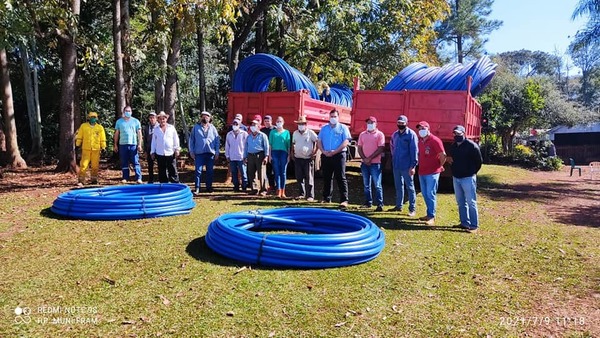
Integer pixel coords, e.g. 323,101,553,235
225,117,248,192
416,121,446,225
389,115,418,215
75,112,107,185
318,109,352,208
357,116,385,211
189,111,220,194
114,106,143,184
143,112,159,183
260,115,276,192
150,112,180,183
447,125,482,233
291,116,318,201
227,113,248,132
244,119,270,195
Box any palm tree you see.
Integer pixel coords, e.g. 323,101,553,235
571,0,600,48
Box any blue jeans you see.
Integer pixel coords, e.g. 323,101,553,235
230,160,248,190
119,144,142,180
271,150,288,190
392,167,416,211
419,173,440,218
361,163,383,207
194,153,215,191
453,175,479,229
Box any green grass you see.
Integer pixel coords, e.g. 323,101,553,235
0,164,598,337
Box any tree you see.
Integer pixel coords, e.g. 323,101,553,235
497,50,561,78
113,0,126,119
569,40,600,108
436,0,502,63
0,48,27,168
571,0,600,49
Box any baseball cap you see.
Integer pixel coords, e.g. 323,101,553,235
263,115,272,120
253,114,262,121
453,125,466,134
251,119,260,125
201,111,211,117
417,121,430,129
148,112,157,116
88,112,98,118
397,115,408,124
365,116,377,123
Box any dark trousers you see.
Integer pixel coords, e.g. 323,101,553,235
157,155,179,183
294,157,314,199
265,162,275,189
146,152,157,183
247,152,267,192
321,152,348,203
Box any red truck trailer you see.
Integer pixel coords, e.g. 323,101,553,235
227,90,351,130
351,78,482,176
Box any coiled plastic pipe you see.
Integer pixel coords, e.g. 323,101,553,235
51,183,195,220
205,208,385,268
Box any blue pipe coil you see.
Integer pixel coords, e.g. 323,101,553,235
205,208,386,268
51,183,196,220
232,53,352,107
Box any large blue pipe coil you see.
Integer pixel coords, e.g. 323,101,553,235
51,183,195,220
383,56,497,95
232,53,352,107
205,208,385,268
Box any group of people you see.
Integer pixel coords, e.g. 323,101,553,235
75,107,482,232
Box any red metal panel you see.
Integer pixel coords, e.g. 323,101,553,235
351,90,407,138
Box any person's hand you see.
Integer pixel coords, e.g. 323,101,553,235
409,167,416,176
214,154,219,163
113,145,118,153
263,157,268,165
190,153,195,160
174,151,179,158
446,156,453,164
440,166,445,172
151,153,156,160
363,157,371,166
137,145,143,153
244,158,248,165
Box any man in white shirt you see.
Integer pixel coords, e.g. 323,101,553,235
291,116,318,201
150,111,181,183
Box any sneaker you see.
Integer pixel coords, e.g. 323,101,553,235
424,217,435,225
339,201,349,209
136,179,143,184
306,197,315,202
360,204,373,209
407,211,416,217
320,199,331,204
418,216,430,221
452,224,471,230
387,206,402,212
375,206,383,212
121,179,127,184
259,190,267,196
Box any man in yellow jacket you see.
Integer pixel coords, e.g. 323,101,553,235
75,112,107,185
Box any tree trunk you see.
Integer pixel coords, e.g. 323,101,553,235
113,0,126,120
275,15,285,91
0,48,27,168
55,0,80,173
151,6,166,113
197,21,206,111
121,0,133,106
455,0,463,63
19,43,44,164
164,15,183,125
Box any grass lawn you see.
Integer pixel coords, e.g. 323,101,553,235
0,164,598,337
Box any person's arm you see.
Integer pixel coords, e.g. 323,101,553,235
436,137,447,168
188,127,195,159
263,133,270,164
100,126,107,150
286,130,292,163
357,133,367,162
225,133,231,160
113,128,120,153
213,130,220,160
173,127,181,157
150,131,156,158
472,143,483,174
368,132,385,159
310,131,318,157
332,125,351,155
290,132,296,159
137,126,143,153
409,131,418,175
75,126,83,147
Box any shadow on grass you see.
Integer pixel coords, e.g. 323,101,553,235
478,173,600,228
39,207,72,220
185,236,242,267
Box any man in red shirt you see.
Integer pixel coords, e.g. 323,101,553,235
416,121,446,225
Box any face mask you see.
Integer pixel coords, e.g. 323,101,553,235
250,126,258,133
454,135,465,143
329,117,338,125
367,123,376,131
397,125,406,131
418,129,429,138
232,125,239,132
276,122,284,128
124,111,132,118
298,125,306,132
89,118,97,124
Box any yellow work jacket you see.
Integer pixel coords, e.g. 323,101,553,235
76,123,107,151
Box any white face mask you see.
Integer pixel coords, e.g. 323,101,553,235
250,126,258,133
329,117,338,125
418,129,429,138
367,123,376,131
298,125,306,132
276,122,284,128
232,125,239,132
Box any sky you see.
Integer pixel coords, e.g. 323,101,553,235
485,0,587,71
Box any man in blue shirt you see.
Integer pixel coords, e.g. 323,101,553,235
114,106,143,183
318,109,352,208
244,119,270,196
389,115,418,215
189,111,220,194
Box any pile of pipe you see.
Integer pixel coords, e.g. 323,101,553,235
232,53,353,107
383,56,497,96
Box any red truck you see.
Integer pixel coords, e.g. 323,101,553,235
227,78,482,177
